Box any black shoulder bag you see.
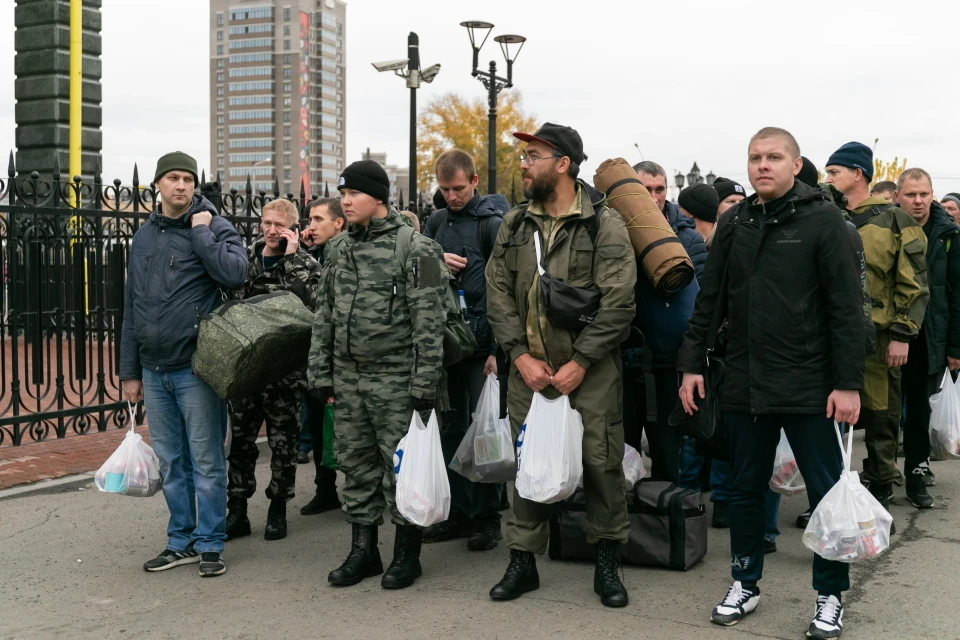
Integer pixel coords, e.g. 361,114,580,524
533,224,602,331
667,215,743,461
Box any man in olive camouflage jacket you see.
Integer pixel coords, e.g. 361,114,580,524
225,198,323,543
825,142,929,525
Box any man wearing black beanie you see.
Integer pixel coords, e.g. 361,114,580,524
678,184,719,242
308,159,449,590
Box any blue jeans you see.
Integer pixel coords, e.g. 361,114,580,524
142,366,228,554
725,411,848,595
679,437,781,542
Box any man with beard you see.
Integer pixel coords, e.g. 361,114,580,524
485,123,636,607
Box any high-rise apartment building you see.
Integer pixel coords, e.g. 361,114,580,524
209,0,347,197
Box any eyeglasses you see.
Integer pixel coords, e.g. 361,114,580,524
519,153,562,166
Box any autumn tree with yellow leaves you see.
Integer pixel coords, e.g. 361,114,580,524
873,157,909,185
417,92,537,202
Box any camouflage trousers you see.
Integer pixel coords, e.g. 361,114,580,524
227,379,302,502
333,360,417,527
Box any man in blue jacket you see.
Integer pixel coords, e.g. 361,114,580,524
423,149,509,551
120,152,248,577
634,161,707,279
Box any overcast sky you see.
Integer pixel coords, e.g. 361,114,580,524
1,0,959,196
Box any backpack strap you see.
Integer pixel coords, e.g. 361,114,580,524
477,213,503,261
507,202,604,247
394,223,416,277
427,209,448,243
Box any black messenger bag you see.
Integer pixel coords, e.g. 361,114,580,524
533,229,601,331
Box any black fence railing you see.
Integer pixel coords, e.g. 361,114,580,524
0,153,426,448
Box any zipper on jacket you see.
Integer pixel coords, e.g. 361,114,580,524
345,249,359,359
387,277,397,318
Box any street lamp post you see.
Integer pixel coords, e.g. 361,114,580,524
371,33,441,208
461,21,526,195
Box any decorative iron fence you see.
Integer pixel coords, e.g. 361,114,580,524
0,153,367,448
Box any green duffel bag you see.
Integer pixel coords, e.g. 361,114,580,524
193,290,314,399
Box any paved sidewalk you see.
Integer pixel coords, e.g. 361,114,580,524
1,433,957,640
0,426,152,490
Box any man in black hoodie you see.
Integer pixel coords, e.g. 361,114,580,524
423,149,508,551
678,128,864,639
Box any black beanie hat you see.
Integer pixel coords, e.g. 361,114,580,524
678,184,720,223
712,176,746,203
797,156,819,188
338,160,390,202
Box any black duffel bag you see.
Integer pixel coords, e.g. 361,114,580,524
548,479,707,571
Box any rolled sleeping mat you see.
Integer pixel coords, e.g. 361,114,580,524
593,158,694,296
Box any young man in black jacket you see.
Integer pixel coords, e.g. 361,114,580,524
423,149,509,550
678,128,864,639
896,168,960,506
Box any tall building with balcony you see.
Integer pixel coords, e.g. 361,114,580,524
209,0,347,197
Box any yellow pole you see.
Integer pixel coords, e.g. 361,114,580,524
69,0,81,198
69,0,88,311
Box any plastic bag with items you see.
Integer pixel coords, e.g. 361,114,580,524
516,393,584,504
95,403,162,497
802,423,893,563
449,375,515,483
770,429,805,496
395,409,451,527
577,443,646,492
928,368,960,459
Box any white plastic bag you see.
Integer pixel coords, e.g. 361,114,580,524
516,393,584,504
622,444,646,491
395,409,451,527
449,375,516,483
95,403,162,497
770,429,805,496
802,423,893,563
577,443,646,491
928,368,960,460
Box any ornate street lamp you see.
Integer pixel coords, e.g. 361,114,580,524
706,170,716,186
461,21,526,194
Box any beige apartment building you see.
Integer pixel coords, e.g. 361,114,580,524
209,0,347,197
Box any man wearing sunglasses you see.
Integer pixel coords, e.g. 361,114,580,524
485,122,637,608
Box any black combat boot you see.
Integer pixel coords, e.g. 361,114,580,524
225,496,251,541
381,525,423,589
594,539,629,607
328,524,383,586
489,550,540,600
264,498,287,540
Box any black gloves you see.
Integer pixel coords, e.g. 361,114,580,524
412,396,435,412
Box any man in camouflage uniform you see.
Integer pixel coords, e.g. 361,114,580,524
308,160,447,590
226,198,322,542
825,142,929,527
485,123,637,608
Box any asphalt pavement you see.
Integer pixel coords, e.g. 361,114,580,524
1,432,956,640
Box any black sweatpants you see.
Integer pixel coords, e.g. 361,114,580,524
725,411,849,596
901,335,940,472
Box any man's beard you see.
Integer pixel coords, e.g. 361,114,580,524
522,169,560,203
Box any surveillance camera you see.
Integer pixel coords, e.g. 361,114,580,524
371,59,409,73
421,64,441,83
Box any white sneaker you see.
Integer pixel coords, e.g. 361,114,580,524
711,581,760,626
807,595,844,639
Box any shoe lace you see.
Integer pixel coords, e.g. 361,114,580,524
816,597,840,624
504,551,529,578
597,542,623,580
723,582,748,607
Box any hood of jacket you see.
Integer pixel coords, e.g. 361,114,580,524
449,192,510,220
927,201,958,242
150,195,218,229
663,200,696,234
852,195,893,213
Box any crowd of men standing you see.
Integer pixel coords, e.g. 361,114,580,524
118,125,960,638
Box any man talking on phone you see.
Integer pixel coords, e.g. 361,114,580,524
225,198,323,543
